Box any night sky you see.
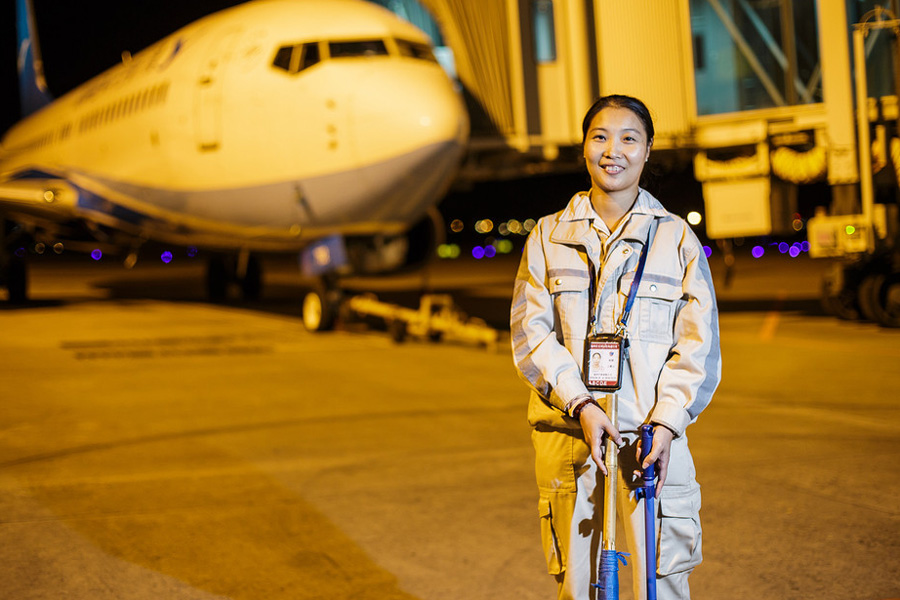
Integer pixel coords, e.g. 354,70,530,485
1,0,246,136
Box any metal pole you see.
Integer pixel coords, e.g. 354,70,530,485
597,392,620,600
853,24,876,252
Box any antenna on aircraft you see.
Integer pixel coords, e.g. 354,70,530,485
16,0,53,116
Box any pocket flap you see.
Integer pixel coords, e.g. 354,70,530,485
548,274,589,294
636,278,683,301
620,272,682,301
659,492,698,519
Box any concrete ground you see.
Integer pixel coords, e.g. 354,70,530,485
1,249,898,600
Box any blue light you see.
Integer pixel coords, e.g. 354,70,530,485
161,251,174,264
789,245,800,258
91,249,102,261
800,241,810,252
484,245,496,258
187,246,199,258
751,245,765,258
703,245,712,258
778,242,789,254
471,246,485,259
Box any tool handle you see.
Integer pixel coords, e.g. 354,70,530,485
640,424,655,484
639,424,657,600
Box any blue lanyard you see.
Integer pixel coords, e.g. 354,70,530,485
588,224,653,337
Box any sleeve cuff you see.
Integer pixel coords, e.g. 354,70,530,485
649,402,691,437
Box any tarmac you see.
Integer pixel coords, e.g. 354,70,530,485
1,248,899,600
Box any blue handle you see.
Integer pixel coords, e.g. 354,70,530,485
639,424,657,600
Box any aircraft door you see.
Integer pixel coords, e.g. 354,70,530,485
195,29,241,151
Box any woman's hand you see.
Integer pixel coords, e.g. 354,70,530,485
579,403,623,476
635,424,675,498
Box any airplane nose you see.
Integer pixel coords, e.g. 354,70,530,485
350,66,469,158
346,65,469,222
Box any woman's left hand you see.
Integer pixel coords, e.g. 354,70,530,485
635,425,674,498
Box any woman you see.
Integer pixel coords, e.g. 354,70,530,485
510,95,721,600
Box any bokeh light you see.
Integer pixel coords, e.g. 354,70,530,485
778,242,789,254
161,251,173,264
450,219,464,233
91,249,102,261
495,239,514,254
687,211,702,226
751,245,765,258
703,245,712,258
474,219,494,234
483,245,496,258
471,246,485,259
437,243,461,259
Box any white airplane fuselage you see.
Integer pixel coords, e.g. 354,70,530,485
0,0,469,254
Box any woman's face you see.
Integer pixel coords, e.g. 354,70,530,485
583,106,652,199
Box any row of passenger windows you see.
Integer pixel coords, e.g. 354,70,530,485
11,82,171,153
78,82,170,134
271,38,436,75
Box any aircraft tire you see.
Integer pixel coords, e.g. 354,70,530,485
857,272,882,323
302,289,337,332
207,257,229,302
4,255,27,304
239,256,262,301
866,271,900,328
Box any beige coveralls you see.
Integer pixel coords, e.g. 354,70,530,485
511,190,721,600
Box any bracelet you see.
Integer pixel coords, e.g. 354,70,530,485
571,397,597,420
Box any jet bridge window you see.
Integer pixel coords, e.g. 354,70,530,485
395,39,437,62
271,43,321,74
329,40,388,58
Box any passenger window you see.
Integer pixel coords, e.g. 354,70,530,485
299,43,320,71
329,40,388,58
272,45,294,71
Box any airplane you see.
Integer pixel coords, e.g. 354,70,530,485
0,0,469,330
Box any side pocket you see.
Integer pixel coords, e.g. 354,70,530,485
657,486,702,576
538,496,564,575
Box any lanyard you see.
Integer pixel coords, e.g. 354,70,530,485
588,221,654,337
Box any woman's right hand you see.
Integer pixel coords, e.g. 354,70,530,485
579,403,623,476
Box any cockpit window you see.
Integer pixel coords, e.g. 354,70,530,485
329,40,388,58
271,43,321,75
395,39,437,62
272,46,293,72
300,43,320,71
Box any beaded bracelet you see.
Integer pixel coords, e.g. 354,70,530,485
571,397,598,420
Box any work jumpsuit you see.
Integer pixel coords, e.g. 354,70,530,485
510,190,721,600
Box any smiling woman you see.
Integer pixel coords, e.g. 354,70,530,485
510,94,722,600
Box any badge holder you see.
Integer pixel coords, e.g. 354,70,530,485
582,224,652,393
583,332,625,392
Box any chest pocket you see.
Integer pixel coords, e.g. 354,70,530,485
549,273,589,340
619,273,683,344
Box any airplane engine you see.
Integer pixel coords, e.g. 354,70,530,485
344,208,442,275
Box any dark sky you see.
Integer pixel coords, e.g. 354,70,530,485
1,0,246,135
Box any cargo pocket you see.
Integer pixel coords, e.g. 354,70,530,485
538,495,564,575
657,486,702,576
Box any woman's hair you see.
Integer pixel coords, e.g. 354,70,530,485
581,94,655,146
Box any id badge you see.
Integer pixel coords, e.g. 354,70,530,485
583,333,624,392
